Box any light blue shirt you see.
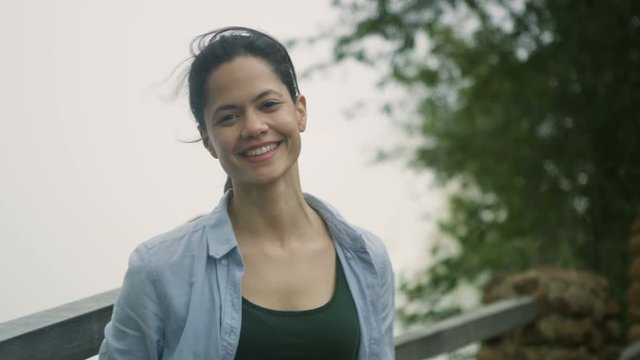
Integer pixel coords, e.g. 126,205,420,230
100,192,395,359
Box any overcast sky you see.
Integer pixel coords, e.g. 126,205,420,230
0,0,445,323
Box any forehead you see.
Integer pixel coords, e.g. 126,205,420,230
205,56,286,105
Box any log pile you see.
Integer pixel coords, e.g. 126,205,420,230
477,267,621,360
628,218,640,343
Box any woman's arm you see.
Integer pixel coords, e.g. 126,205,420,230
99,245,164,359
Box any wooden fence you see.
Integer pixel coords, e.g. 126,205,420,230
1,289,639,360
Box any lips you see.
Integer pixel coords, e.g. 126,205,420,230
239,141,282,163
242,142,279,157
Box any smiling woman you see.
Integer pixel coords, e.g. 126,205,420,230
98,27,395,360
200,57,307,187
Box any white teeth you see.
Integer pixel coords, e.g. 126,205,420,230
245,143,277,157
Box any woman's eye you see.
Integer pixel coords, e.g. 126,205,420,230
217,114,237,124
262,100,281,110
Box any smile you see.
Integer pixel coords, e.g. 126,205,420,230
242,142,280,157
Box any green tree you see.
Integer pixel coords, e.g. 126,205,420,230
316,0,640,329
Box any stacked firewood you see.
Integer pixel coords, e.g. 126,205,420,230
477,267,621,360
628,218,640,343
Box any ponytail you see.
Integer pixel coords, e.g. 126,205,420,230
224,176,233,194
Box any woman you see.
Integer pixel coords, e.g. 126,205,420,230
99,26,395,360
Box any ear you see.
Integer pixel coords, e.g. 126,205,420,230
198,125,218,159
295,95,307,132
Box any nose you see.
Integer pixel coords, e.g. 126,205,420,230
240,110,268,138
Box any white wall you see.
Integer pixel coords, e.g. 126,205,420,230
0,0,444,323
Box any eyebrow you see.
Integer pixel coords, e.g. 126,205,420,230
211,89,285,116
253,89,284,101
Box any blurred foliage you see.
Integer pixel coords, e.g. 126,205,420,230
318,0,640,330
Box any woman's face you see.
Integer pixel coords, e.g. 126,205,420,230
200,56,307,187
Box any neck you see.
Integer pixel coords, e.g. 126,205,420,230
228,166,318,244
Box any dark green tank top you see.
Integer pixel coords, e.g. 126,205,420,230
234,257,360,360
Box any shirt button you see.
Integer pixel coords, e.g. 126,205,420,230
221,259,228,265
346,252,352,259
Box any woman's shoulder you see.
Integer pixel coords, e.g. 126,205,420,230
130,201,231,267
352,225,388,256
129,215,210,266
304,193,391,265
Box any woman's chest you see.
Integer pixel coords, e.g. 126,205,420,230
240,241,337,311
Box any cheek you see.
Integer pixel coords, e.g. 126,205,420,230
210,133,234,156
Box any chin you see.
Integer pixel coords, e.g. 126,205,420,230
238,166,299,188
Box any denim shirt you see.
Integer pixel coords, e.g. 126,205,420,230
99,192,395,360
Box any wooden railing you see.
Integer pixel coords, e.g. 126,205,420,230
394,297,536,358
1,289,639,360
0,290,118,360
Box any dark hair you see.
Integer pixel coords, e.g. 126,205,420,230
187,26,300,129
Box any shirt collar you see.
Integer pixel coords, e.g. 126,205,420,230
205,190,238,259
204,190,367,259
303,193,367,251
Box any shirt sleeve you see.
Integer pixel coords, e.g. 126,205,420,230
99,245,164,359
359,228,396,360
377,243,395,360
